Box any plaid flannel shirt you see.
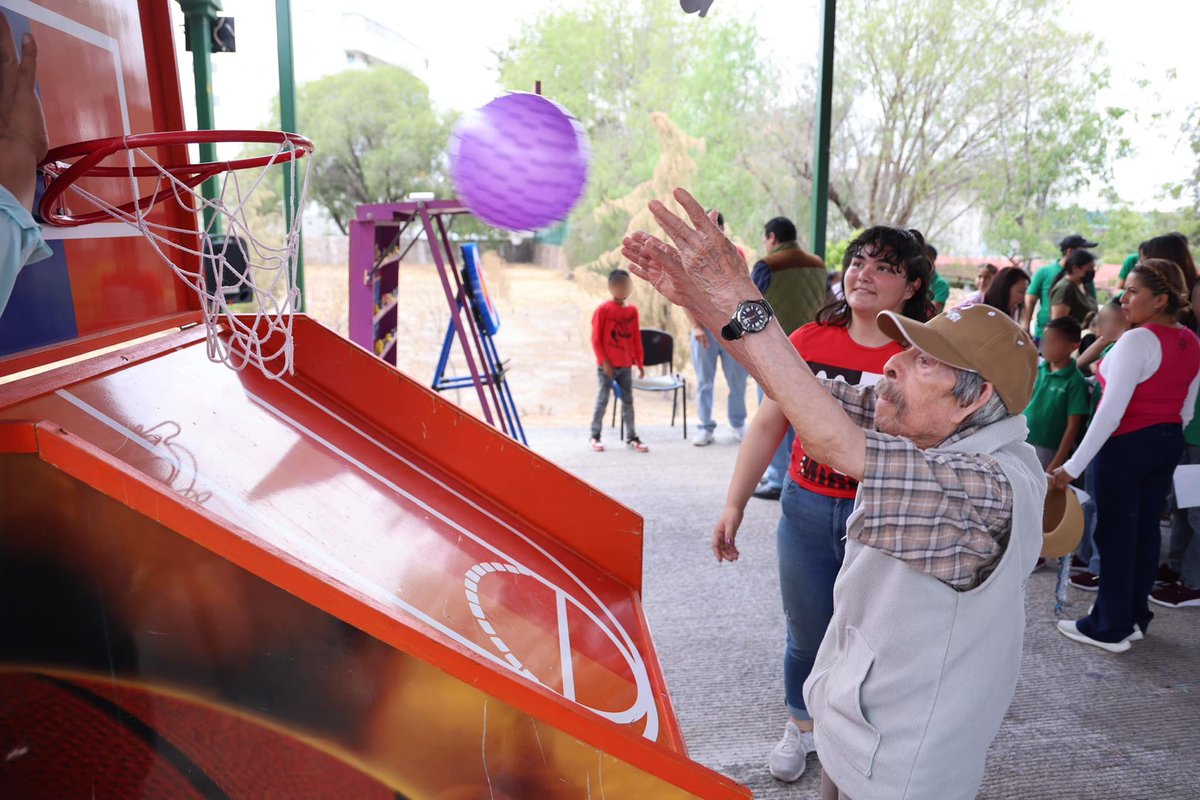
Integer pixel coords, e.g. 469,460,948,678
819,377,1014,591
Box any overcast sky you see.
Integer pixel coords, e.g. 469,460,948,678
181,0,1199,212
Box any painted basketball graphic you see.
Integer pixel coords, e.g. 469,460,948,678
0,671,397,799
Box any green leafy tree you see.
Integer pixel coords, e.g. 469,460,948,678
783,0,1128,256
289,66,450,233
1165,103,1200,242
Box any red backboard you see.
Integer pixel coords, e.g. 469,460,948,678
0,0,200,377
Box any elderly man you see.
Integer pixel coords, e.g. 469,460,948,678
621,189,1044,800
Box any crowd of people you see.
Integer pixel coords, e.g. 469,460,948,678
605,196,1199,797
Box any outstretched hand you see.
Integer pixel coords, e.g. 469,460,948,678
0,14,48,208
620,187,760,333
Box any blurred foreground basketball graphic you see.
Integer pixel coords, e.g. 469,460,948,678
0,671,396,799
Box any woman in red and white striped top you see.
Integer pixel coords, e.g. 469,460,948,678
1052,259,1200,652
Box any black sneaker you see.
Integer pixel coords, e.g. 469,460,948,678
752,485,782,501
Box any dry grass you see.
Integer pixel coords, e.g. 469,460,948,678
300,254,743,432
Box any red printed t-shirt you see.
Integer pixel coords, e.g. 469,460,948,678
591,300,645,368
788,322,904,498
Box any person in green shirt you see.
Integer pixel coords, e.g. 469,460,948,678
1022,233,1098,339
1116,244,1146,291
1049,250,1099,327
924,242,950,312
1024,317,1091,472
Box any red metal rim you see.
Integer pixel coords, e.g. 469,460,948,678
37,129,315,228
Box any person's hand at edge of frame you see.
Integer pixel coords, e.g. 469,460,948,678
0,15,49,210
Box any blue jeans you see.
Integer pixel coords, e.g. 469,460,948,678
777,477,855,721
1075,463,1101,574
1168,444,1200,589
1080,424,1183,642
690,328,748,432
756,384,794,490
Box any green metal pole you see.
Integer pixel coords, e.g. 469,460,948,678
276,0,305,310
177,0,222,234
810,0,837,261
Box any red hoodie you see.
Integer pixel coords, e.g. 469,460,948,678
591,300,644,368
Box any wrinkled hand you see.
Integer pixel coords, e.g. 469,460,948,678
0,16,48,207
1050,466,1075,491
620,229,708,310
711,505,743,562
620,187,760,332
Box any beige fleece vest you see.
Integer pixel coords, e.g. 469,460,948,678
803,414,1044,800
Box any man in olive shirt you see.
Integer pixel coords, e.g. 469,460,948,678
1022,233,1097,339
750,216,827,499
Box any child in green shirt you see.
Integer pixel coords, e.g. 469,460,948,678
1024,317,1091,472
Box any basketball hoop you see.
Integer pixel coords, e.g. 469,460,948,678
38,130,315,379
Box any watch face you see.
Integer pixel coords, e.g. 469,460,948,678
737,301,771,333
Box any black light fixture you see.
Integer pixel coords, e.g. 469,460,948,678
679,0,716,16
184,15,236,53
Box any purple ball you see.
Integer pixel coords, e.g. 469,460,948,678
450,92,591,232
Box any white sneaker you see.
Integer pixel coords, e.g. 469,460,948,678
1086,605,1144,642
693,429,715,447
1056,619,1130,653
731,425,747,442
768,721,813,782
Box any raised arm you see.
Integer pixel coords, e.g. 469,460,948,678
0,16,48,210
621,189,867,480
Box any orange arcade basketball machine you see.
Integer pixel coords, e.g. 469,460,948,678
0,1,747,798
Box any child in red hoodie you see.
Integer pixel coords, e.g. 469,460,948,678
590,269,648,452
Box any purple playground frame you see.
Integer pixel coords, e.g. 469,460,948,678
348,200,511,435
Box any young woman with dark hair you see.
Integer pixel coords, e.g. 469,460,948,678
981,267,1031,321
1141,233,1199,329
1052,259,1200,652
713,226,932,782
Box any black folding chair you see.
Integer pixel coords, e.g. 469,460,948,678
610,328,688,439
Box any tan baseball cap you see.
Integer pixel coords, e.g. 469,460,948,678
876,303,1038,414
1042,480,1085,558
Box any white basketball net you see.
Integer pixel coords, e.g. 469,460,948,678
43,138,312,379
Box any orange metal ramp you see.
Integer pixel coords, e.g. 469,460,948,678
0,318,748,799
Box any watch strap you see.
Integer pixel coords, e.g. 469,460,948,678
720,318,743,341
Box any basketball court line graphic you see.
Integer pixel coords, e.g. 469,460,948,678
55,376,660,740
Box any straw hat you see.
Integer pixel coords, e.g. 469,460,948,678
1042,480,1085,558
